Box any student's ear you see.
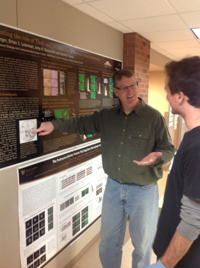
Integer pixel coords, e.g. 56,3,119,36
178,91,186,104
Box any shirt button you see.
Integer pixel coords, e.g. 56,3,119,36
120,181,122,183
123,129,125,132
118,168,121,170
119,155,121,157
125,117,127,120
121,142,123,145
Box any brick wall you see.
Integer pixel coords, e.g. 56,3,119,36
123,33,150,103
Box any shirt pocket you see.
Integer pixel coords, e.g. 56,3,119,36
129,130,149,142
128,130,150,154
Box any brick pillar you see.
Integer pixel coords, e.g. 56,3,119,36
123,33,150,103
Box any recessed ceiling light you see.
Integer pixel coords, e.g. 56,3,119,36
191,28,200,39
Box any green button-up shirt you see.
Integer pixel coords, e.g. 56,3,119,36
52,98,174,185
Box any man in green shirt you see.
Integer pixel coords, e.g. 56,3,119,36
33,69,174,268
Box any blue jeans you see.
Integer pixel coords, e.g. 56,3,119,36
99,177,159,268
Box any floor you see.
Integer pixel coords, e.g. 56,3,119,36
72,221,157,268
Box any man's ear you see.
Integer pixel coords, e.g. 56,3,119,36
113,87,119,97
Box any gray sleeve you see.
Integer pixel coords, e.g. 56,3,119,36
177,195,200,240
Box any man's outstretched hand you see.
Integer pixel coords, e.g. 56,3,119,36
133,152,163,166
31,122,54,136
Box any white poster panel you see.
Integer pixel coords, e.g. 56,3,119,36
18,142,106,268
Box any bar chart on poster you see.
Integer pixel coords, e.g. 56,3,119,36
0,24,122,169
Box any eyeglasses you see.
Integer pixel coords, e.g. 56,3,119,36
115,83,137,91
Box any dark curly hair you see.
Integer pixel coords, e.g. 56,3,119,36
165,56,200,108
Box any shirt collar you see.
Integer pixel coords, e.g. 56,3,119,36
135,98,146,115
117,97,146,115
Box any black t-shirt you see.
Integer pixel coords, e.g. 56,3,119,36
153,126,200,268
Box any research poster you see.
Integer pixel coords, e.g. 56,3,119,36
18,141,107,268
0,24,122,168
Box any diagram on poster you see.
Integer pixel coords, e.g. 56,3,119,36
18,142,106,268
19,119,37,144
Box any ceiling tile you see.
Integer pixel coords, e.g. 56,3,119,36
142,30,195,42
88,0,175,21
120,14,187,33
106,22,131,33
171,55,184,60
168,51,199,58
169,0,200,13
167,47,200,53
60,0,200,60
83,0,103,2
61,0,83,5
164,55,179,60
75,3,114,23
165,47,200,56
154,40,200,49
151,43,162,50
180,11,200,28
151,48,173,58
158,50,178,59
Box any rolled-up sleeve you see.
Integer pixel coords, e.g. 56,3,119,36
177,195,200,240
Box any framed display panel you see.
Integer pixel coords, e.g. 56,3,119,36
18,141,107,268
0,24,122,169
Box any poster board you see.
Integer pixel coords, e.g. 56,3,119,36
18,141,107,268
0,24,122,169
0,24,122,267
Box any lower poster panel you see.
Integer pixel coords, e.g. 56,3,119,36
18,141,107,268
